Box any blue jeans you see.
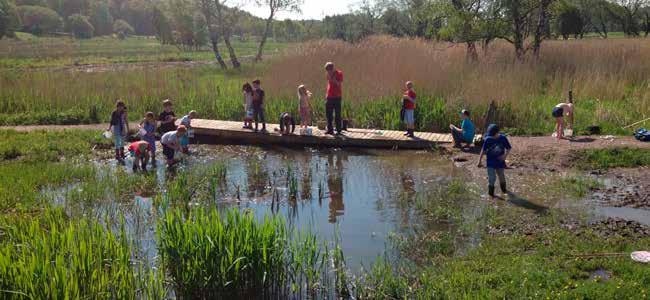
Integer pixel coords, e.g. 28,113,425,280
487,168,506,187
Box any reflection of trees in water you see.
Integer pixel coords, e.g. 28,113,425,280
245,155,270,199
327,152,346,224
300,153,313,202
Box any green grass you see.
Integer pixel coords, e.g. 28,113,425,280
0,35,290,68
558,175,603,198
0,129,109,162
0,208,166,299
570,148,650,170
357,229,650,299
0,65,640,135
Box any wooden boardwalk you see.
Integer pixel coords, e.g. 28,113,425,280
189,119,453,149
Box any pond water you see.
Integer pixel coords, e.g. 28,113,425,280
50,145,480,269
48,144,647,272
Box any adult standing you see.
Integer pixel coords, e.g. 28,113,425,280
324,62,343,135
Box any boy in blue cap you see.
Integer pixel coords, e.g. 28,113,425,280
477,124,512,197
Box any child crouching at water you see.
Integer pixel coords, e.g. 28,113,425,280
179,110,197,153
128,140,151,172
477,124,512,197
108,100,128,163
161,125,187,166
139,112,157,166
298,85,312,128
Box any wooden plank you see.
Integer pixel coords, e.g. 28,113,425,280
187,119,452,149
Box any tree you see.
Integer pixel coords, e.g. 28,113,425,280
605,0,649,36
89,2,113,36
555,1,584,39
113,18,133,38
18,5,63,35
1,0,21,39
214,3,242,68
499,0,554,59
197,0,228,69
381,7,411,36
152,5,173,44
254,0,303,62
66,13,94,38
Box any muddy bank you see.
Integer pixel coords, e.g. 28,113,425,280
589,167,650,210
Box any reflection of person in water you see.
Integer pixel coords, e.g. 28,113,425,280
327,153,345,223
245,157,269,199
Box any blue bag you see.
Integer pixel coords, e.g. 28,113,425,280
634,128,650,142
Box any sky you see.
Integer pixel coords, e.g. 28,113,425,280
241,0,358,20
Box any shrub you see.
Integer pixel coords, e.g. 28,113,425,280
17,5,62,35
88,2,112,36
66,14,94,39
113,19,133,39
0,0,21,39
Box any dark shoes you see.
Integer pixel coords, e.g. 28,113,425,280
325,130,335,135
500,183,508,194
488,186,495,197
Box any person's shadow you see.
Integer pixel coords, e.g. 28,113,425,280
505,192,549,214
570,137,595,143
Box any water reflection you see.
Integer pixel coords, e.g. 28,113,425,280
327,152,346,223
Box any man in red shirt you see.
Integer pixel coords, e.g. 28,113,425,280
324,62,343,135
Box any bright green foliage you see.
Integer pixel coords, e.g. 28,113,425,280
1,0,21,39
158,208,329,298
571,148,650,170
66,13,94,39
0,208,166,299
17,5,62,35
113,19,133,39
357,228,650,299
0,129,109,162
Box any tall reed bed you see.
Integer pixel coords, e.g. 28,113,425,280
0,208,166,299
157,208,331,298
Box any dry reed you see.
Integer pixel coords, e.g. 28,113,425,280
263,35,650,126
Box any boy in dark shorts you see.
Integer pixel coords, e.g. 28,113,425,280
252,79,267,133
159,99,177,134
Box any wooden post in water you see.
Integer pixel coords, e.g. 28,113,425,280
483,100,498,133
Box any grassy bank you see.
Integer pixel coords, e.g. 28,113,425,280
571,148,650,170
0,35,289,68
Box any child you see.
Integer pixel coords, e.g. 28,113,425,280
160,125,187,166
252,79,267,133
128,140,151,172
402,81,416,137
449,109,475,148
179,110,197,153
107,100,128,163
477,124,512,197
159,99,176,134
552,91,574,140
139,111,157,166
243,83,254,129
298,84,312,128
278,112,296,135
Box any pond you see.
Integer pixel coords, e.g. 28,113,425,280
48,144,647,275
50,145,481,270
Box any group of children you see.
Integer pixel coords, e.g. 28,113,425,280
108,78,576,199
107,99,197,171
241,79,313,135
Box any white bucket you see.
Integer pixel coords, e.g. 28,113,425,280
102,131,112,139
138,128,147,137
300,128,313,136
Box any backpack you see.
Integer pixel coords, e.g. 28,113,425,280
634,128,650,142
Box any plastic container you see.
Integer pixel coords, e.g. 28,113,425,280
102,131,112,139
138,128,147,137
